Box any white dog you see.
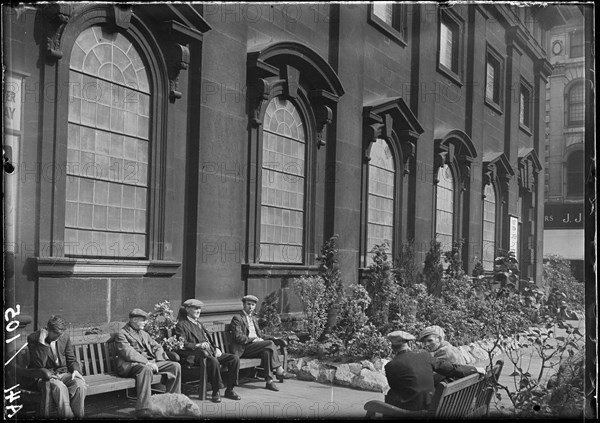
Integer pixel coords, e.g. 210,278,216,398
147,393,202,418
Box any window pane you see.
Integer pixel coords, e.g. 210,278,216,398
436,165,454,251
482,184,496,270
66,25,150,258
567,150,584,197
570,30,583,58
260,97,305,263
440,21,454,70
366,139,395,265
568,82,584,124
373,2,394,26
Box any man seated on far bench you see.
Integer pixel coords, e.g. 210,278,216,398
115,308,182,418
230,295,286,392
384,330,485,412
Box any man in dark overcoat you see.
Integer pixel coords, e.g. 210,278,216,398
175,298,241,403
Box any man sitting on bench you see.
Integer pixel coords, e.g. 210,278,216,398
115,308,182,418
26,315,87,418
385,330,485,412
175,298,241,403
230,295,285,392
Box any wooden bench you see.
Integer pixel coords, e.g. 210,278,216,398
364,360,504,419
15,335,175,417
182,323,287,400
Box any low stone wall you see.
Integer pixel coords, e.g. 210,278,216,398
286,340,503,393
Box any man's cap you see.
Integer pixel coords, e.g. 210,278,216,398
182,299,204,308
242,295,259,303
419,325,445,341
387,330,415,345
129,308,149,320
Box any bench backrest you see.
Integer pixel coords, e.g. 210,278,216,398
72,336,117,376
430,360,504,418
206,323,235,354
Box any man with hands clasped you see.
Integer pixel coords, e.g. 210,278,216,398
175,299,241,403
26,315,88,418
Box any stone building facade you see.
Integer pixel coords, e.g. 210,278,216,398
3,3,570,329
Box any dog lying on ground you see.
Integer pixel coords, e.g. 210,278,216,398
146,393,202,418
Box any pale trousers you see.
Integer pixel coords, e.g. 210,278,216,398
48,372,88,418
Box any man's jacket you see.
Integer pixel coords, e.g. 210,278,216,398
229,312,263,357
114,322,169,376
174,319,217,363
384,350,478,411
26,329,82,374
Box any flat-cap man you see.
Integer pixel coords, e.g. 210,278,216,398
175,299,241,403
419,325,466,365
25,315,87,418
384,330,485,412
230,295,286,391
115,308,182,418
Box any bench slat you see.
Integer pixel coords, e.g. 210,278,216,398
81,345,91,376
89,342,99,375
103,343,112,373
95,343,105,374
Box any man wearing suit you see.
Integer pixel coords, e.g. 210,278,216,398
26,315,87,418
115,308,181,418
230,295,285,392
384,331,485,412
175,299,241,403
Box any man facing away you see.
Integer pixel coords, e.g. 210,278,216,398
384,330,485,412
175,298,241,403
26,315,87,418
230,295,286,392
115,308,182,418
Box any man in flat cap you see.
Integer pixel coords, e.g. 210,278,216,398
419,325,466,365
230,295,286,391
384,330,485,412
25,315,87,418
175,299,241,403
115,308,182,418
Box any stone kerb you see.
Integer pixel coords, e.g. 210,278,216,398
286,339,504,392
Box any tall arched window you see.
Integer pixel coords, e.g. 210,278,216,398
65,26,150,258
567,81,584,126
435,164,454,251
260,97,306,264
366,138,395,264
566,149,584,197
482,184,497,270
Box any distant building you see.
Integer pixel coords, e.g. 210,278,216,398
3,3,570,328
543,7,585,282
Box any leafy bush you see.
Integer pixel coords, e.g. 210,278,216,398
546,349,585,417
257,290,282,336
363,243,398,331
543,254,584,312
472,260,485,278
146,301,185,352
316,234,344,337
493,249,520,288
291,276,329,341
394,239,420,289
333,284,371,344
346,323,392,360
421,240,444,296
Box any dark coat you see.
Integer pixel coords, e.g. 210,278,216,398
174,319,218,364
229,312,263,357
26,330,81,374
384,350,478,411
114,322,169,376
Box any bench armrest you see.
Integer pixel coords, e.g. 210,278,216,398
269,337,288,348
165,351,181,362
364,400,426,418
17,367,54,381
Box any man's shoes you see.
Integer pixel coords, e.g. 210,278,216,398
224,389,241,400
266,381,279,391
276,372,286,383
211,392,221,403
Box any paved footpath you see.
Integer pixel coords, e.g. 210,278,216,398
85,377,383,419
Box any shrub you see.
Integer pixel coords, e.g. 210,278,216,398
346,323,392,360
257,290,282,336
363,243,398,331
472,260,485,278
546,349,585,417
146,301,185,352
493,249,520,288
421,240,444,296
394,239,420,289
543,254,584,312
316,234,344,337
333,284,371,344
291,275,329,341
